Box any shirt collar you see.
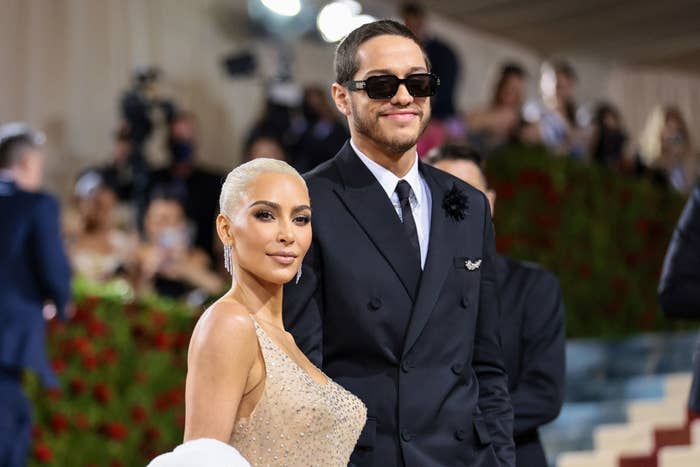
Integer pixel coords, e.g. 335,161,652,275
350,139,424,206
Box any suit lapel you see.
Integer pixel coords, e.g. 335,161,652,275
332,143,421,300
402,163,460,355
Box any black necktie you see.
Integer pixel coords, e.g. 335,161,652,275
395,180,421,265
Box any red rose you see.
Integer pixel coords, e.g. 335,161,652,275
131,324,147,340
93,383,112,404
99,422,128,441
34,443,52,463
151,310,169,327
99,348,119,365
174,332,190,350
71,336,92,355
145,426,161,442
50,412,69,434
47,388,62,401
87,318,108,337
131,405,148,423
153,331,172,350
69,377,87,396
82,354,98,371
74,413,90,430
51,358,67,373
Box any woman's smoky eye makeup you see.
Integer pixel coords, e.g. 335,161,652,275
251,207,311,225
253,209,274,221
294,213,311,225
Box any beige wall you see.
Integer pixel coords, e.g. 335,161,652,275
1,0,699,198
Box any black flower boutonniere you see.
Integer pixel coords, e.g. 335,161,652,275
442,184,468,221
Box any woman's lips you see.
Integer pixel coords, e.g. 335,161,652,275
267,254,296,266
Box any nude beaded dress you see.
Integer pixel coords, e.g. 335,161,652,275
229,315,367,466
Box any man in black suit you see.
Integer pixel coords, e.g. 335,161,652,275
427,144,566,467
283,20,514,466
0,123,71,466
659,184,700,416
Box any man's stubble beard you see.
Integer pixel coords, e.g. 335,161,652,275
350,99,431,155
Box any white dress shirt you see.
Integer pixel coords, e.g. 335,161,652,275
351,139,432,269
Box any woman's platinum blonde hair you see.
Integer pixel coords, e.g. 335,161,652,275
219,158,304,218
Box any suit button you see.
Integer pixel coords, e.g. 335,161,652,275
460,297,469,308
368,297,382,311
451,363,464,375
454,429,467,441
401,360,413,373
401,429,413,442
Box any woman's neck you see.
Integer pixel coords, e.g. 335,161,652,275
229,271,284,328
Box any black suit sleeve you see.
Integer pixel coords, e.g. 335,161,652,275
31,195,71,320
511,271,566,437
475,200,516,466
283,235,324,366
659,185,700,320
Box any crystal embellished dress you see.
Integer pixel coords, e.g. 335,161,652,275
229,315,367,466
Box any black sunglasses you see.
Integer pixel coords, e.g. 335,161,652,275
345,73,440,99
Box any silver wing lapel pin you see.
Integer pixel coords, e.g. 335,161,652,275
465,259,482,271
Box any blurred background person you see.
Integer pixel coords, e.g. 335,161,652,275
527,60,589,158
639,106,698,193
245,133,287,162
99,124,137,203
466,62,528,156
135,188,223,303
148,111,224,263
0,123,71,467
401,2,465,157
401,1,459,121
291,85,348,172
589,102,631,173
427,143,566,467
67,170,137,283
659,183,700,418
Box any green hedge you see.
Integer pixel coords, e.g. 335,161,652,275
26,278,198,466
486,145,688,337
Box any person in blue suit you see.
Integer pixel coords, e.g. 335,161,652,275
659,183,700,416
427,144,566,467
0,123,71,467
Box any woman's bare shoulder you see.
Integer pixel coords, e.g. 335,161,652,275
189,298,258,363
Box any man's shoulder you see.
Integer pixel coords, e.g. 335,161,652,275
302,156,341,192
505,256,561,293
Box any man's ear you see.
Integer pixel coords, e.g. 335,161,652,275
331,83,352,117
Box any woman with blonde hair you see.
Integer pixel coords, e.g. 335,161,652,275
150,158,366,467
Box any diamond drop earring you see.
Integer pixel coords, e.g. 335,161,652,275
295,267,302,284
224,244,233,275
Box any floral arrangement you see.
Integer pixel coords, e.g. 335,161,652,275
26,277,199,466
486,144,690,337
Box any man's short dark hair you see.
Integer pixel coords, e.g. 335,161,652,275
426,143,485,176
0,134,37,170
334,20,430,85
